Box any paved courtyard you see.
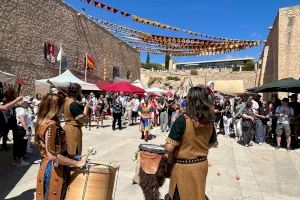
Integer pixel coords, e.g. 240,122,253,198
1,117,300,200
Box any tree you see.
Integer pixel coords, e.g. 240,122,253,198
141,63,163,71
244,60,255,71
165,54,171,71
146,52,150,64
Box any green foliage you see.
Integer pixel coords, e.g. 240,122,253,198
191,69,199,75
165,54,171,70
148,77,163,87
232,66,240,71
146,52,150,64
166,76,181,81
244,60,255,71
141,63,163,71
232,60,255,71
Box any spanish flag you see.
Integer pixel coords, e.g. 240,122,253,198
85,54,95,71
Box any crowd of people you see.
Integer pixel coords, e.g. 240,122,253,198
0,88,42,166
1,81,300,200
213,91,300,150
78,91,188,142
1,84,299,167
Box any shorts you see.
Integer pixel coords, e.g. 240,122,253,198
276,124,291,136
132,111,138,118
98,110,105,118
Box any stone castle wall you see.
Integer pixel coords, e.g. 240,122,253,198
0,0,140,95
141,69,256,92
258,6,300,86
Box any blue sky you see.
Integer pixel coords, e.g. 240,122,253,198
64,0,299,63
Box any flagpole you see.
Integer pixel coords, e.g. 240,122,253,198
104,58,106,80
84,52,88,82
59,43,62,75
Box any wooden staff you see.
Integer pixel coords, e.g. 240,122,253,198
46,80,68,97
174,77,188,96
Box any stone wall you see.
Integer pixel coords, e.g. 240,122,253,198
0,0,140,95
278,7,300,80
141,69,256,93
258,6,300,86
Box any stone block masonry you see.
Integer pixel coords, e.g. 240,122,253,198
0,0,140,95
256,5,300,99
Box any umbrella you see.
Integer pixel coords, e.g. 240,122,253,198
165,91,173,97
247,78,300,93
100,81,145,93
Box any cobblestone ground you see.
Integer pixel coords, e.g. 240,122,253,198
1,117,300,200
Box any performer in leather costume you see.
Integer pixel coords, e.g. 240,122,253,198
165,87,217,200
35,93,86,200
63,83,90,158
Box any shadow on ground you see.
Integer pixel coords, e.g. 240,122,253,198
4,189,35,200
0,142,40,199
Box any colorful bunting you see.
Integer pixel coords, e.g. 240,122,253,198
81,0,263,42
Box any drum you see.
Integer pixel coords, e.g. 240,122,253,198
139,144,165,174
138,144,168,200
65,163,119,200
139,144,165,154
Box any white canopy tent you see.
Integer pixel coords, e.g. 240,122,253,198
132,79,146,89
145,87,166,94
0,70,16,85
35,70,99,94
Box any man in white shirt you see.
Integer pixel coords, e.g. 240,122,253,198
248,95,259,114
90,93,97,121
31,93,41,123
131,95,140,124
275,98,294,151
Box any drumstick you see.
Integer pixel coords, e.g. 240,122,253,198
46,80,68,97
80,147,97,158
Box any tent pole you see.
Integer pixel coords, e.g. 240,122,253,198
85,52,87,82
59,43,62,75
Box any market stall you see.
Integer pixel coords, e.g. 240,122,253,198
100,81,145,93
35,69,98,95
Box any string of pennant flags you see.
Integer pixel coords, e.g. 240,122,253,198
88,16,261,55
81,0,263,43
89,16,261,47
81,4,263,56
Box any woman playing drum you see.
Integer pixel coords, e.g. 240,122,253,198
35,93,86,200
165,86,216,200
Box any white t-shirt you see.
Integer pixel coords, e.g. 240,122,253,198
119,96,126,107
276,106,294,125
32,98,41,114
91,97,97,107
132,99,140,112
16,107,32,128
251,100,259,114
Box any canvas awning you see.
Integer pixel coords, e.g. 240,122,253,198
247,78,300,93
101,81,145,93
0,70,16,85
35,70,97,94
145,87,166,94
132,79,146,89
